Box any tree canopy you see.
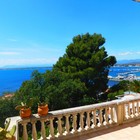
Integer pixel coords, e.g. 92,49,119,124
0,33,117,126
14,33,116,111
54,33,116,98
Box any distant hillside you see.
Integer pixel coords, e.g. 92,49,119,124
117,59,140,65
1,64,53,69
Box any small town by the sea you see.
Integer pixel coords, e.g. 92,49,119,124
108,65,140,85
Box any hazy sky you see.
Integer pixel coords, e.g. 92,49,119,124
0,0,140,67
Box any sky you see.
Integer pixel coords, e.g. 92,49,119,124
0,0,140,67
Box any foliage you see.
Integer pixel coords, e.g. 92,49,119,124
54,33,116,98
15,98,33,110
0,118,16,140
0,33,117,126
13,33,116,111
0,98,17,127
107,90,124,100
130,80,140,93
79,94,96,105
108,80,140,101
109,80,140,93
109,80,130,92
15,70,87,111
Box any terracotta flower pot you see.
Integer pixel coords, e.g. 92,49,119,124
20,108,31,118
38,104,49,116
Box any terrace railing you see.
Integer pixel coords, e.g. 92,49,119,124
9,96,140,140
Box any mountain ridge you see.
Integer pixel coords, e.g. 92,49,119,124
117,59,140,64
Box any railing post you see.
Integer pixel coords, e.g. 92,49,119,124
11,98,140,140
117,102,125,125
49,118,55,138
22,122,28,140
31,120,37,140
57,116,63,136
86,111,90,130
65,115,70,135
40,119,46,139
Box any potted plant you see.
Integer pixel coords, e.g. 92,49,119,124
15,98,33,118
37,96,49,116
0,118,16,140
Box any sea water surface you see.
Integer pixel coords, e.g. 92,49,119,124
0,67,51,96
1,66,140,96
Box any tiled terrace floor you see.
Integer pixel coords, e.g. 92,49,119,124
72,119,140,140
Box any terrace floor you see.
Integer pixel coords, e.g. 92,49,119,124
72,119,140,140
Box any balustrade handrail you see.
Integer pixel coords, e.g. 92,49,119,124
31,96,140,117
14,96,140,121
8,96,140,140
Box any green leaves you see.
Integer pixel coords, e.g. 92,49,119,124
54,33,116,99
15,98,33,110
12,33,116,114
0,119,16,139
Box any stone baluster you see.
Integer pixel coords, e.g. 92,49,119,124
79,112,84,132
124,104,128,119
138,100,140,113
65,115,70,135
72,114,77,133
22,122,28,140
16,122,19,140
114,106,118,123
99,109,103,126
31,121,37,140
111,106,117,123
109,107,112,123
109,106,113,123
49,118,55,138
139,101,140,114
90,112,93,128
57,116,63,136
86,111,90,130
132,101,135,117
40,120,46,139
128,103,131,117
14,99,140,140
105,107,109,125
134,102,137,116
137,101,139,115
93,110,97,128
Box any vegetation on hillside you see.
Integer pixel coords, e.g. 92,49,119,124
0,33,117,126
54,33,116,98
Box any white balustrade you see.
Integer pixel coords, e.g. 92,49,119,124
124,97,140,121
65,115,70,135
49,118,55,138
72,113,77,133
22,122,28,140
86,111,90,130
8,96,140,140
40,120,46,139
31,121,37,140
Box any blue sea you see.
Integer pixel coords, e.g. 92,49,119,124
1,66,140,96
108,66,140,87
0,67,52,96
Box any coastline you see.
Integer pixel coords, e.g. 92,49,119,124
0,67,52,96
0,66,53,70
1,65,140,96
